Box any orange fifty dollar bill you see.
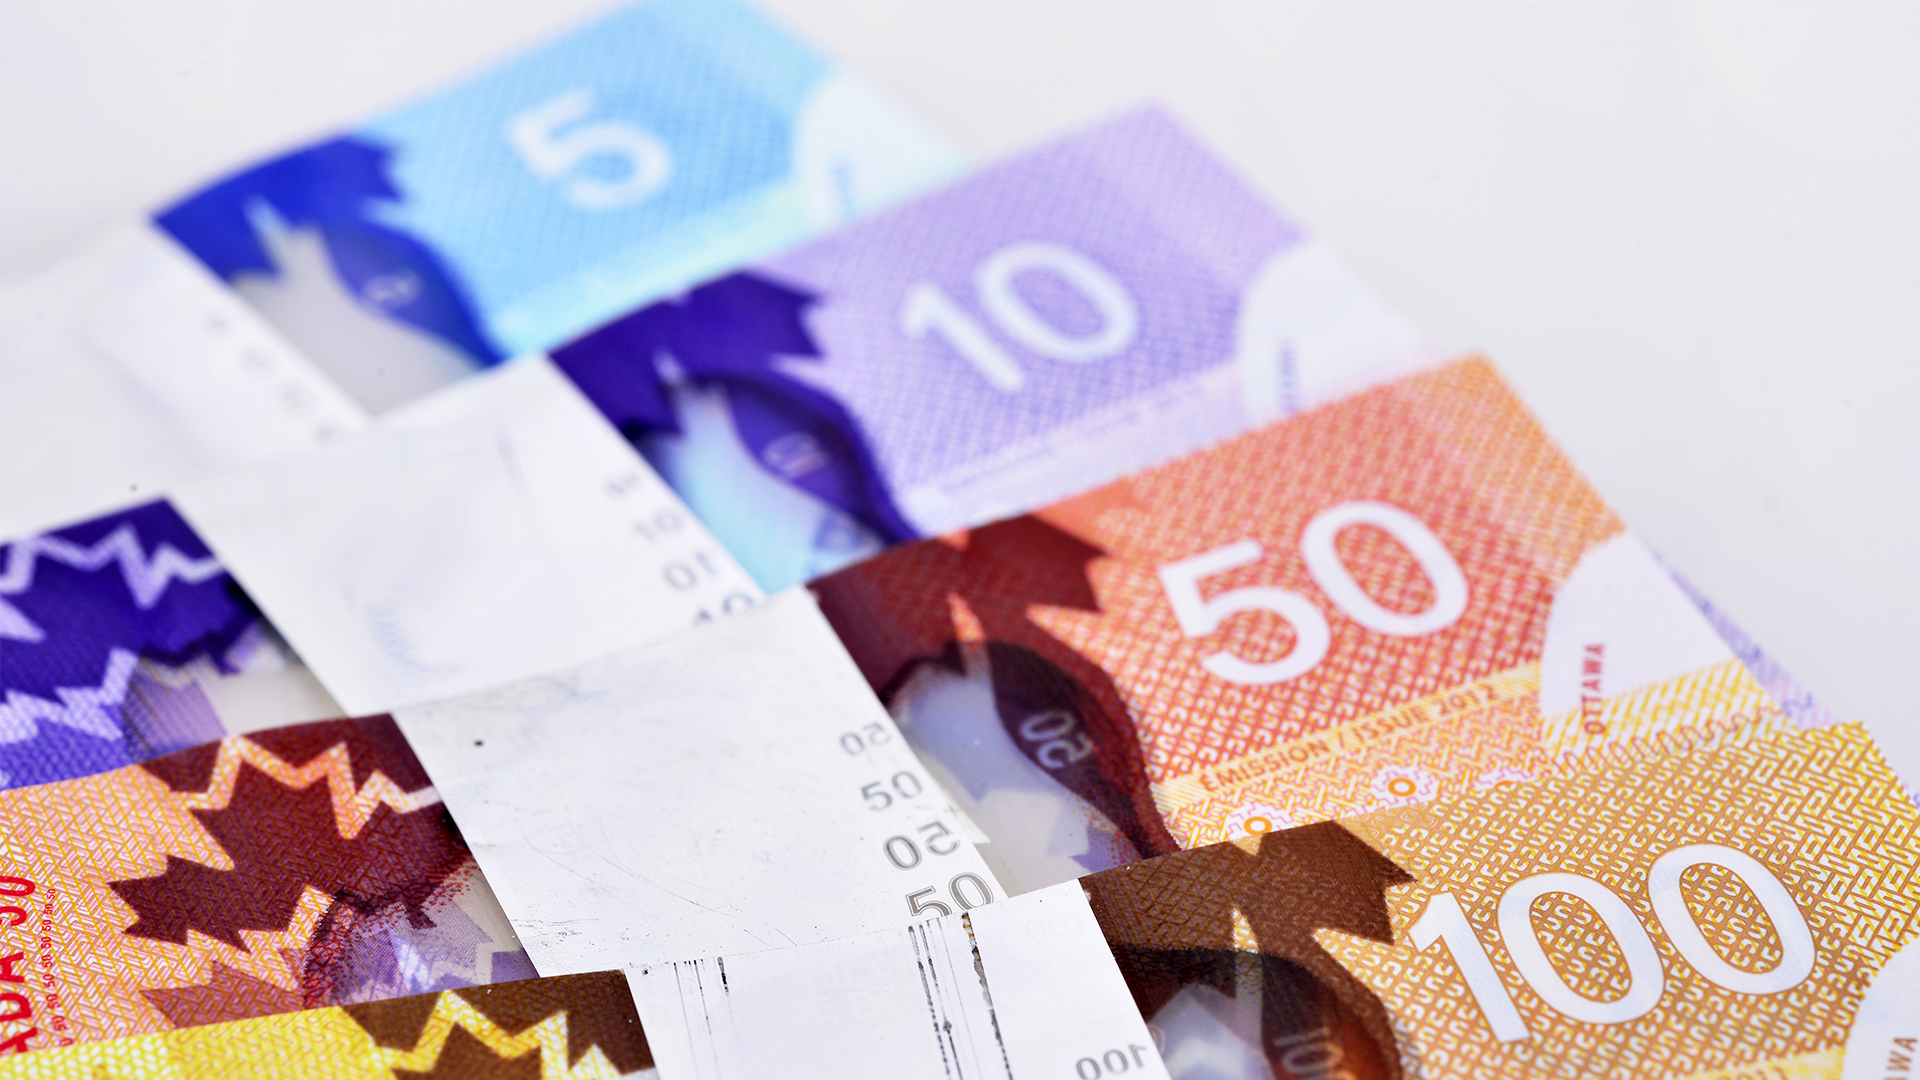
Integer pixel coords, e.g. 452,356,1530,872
1083,720,1920,1078
0,970,651,1078
812,357,1780,893
0,715,530,1056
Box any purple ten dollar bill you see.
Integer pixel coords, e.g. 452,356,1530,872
552,108,1429,590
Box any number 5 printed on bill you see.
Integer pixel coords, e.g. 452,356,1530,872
156,0,962,414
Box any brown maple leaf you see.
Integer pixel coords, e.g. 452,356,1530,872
142,961,302,1029
141,716,433,794
110,761,469,951
343,971,651,1075
393,1024,541,1080
1085,822,1416,1080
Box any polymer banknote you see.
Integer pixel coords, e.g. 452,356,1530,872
0,715,530,1056
550,107,1426,590
1,971,651,1077
811,357,1777,895
635,719,1919,1079
1,0,952,544
0,500,341,791
1081,720,1919,1079
155,0,961,415
393,589,996,982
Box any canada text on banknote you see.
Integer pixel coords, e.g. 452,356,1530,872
0,715,526,1054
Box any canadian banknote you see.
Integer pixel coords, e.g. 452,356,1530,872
0,971,651,1077
549,107,1427,590
0,500,342,790
1,0,953,544
811,357,1778,895
0,715,530,1056
392,589,996,982
633,719,1919,1079
155,0,961,415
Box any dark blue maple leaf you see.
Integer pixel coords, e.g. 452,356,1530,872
154,137,504,367
552,272,918,545
0,501,259,704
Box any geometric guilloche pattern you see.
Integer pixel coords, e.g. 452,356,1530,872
0,715,525,1054
0,971,651,1077
1080,721,1920,1079
1330,722,1917,1077
0,500,264,789
138,962,303,1030
113,718,464,951
814,358,1771,865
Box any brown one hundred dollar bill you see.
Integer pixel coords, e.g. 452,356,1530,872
1083,720,1918,1079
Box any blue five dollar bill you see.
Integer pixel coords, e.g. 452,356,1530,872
154,0,963,415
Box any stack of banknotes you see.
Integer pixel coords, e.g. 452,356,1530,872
0,2,1911,1077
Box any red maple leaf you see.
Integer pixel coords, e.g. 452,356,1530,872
815,514,1177,861
141,716,433,795
110,762,469,951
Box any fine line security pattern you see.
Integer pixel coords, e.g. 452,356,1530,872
0,1,1908,1076
552,108,1426,591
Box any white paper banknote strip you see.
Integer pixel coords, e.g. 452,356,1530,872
394,589,1003,972
0,222,366,537
630,882,1166,1080
172,353,759,713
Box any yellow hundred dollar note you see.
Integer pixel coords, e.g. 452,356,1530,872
1082,720,1918,1078
0,970,650,1078
0,715,529,1056
814,357,1777,893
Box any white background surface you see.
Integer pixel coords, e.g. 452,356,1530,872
4,1,1917,772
